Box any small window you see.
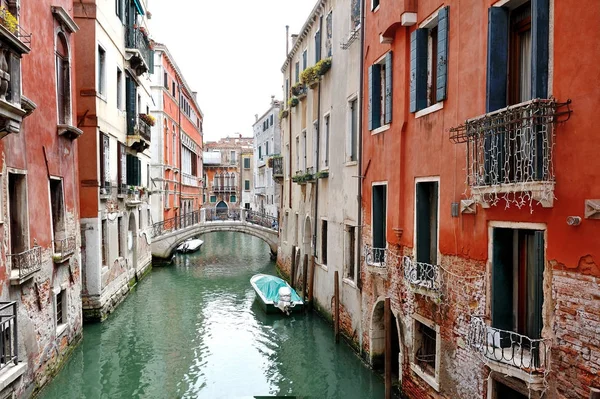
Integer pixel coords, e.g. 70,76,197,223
270,114,274,126
50,179,65,248
56,32,71,124
323,114,330,168
244,180,250,191
372,184,387,251
321,220,328,265
295,61,300,83
230,195,236,203
98,46,106,96
243,158,250,169
368,53,392,130
415,181,439,266
326,12,333,57
413,317,439,387
345,225,356,280
116,68,123,110
117,216,123,257
348,99,358,161
315,30,321,63
302,49,307,70
101,219,108,266
372,0,380,11
210,195,216,203
172,82,175,97
163,72,168,89
56,290,65,326
351,0,360,29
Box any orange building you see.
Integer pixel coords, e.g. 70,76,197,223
150,44,204,224
360,1,599,398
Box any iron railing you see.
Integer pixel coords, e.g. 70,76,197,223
53,236,76,262
0,8,31,48
468,316,550,373
205,208,241,222
449,99,571,188
151,210,202,238
402,256,441,292
212,186,237,194
0,302,18,371
364,244,387,268
99,182,113,196
245,210,277,230
137,115,151,142
8,246,41,280
125,26,152,70
272,156,284,177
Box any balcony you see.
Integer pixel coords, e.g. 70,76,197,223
255,186,266,196
402,256,441,295
212,186,237,194
53,236,76,263
468,316,550,390
272,156,284,180
99,182,113,199
364,244,387,274
127,114,151,153
182,172,199,187
8,246,42,285
0,302,19,370
125,26,152,76
449,99,572,208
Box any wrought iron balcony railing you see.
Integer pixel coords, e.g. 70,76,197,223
0,8,32,50
272,156,284,178
125,26,152,74
402,256,441,292
364,244,387,268
468,316,550,374
53,236,76,263
137,115,151,142
0,302,18,371
8,246,42,280
212,185,237,194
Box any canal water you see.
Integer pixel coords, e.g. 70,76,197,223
40,232,385,398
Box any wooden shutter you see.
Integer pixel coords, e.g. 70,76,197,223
531,0,549,99
415,183,431,264
410,29,428,113
385,52,393,125
125,76,137,135
127,154,134,185
527,231,544,340
486,7,509,113
436,6,449,103
368,65,381,130
491,228,514,339
137,158,142,186
372,186,386,249
315,30,321,63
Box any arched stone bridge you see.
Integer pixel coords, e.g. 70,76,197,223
151,208,279,259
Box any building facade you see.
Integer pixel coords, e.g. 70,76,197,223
203,136,253,213
252,97,282,216
241,146,254,210
75,0,154,321
0,0,83,396
150,43,204,225
278,0,363,347
360,1,599,398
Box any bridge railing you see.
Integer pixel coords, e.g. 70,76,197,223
151,210,202,238
244,210,278,231
205,208,242,222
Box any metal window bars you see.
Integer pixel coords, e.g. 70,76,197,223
8,246,41,280
468,315,550,373
364,244,387,268
0,302,18,371
402,256,441,292
53,236,76,262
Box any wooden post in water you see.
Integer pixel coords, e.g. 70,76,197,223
302,254,308,301
308,255,315,310
384,297,392,399
334,271,340,343
590,388,600,399
290,246,296,288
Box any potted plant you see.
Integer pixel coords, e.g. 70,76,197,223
316,57,332,76
291,82,306,97
288,97,299,108
316,170,329,179
279,109,289,120
300,66,319,88
140,113,156,126
0,7,18,34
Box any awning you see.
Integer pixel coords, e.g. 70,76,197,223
133,0,145,15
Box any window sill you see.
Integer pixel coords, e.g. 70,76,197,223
342,277,358,289
410,363,440,392
415,102,444,119
315,261,328,272
344,161,358,167
56,323,67,337
372,5,380,13
371,124,390,135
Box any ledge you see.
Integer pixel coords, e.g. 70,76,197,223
57,124,83,140
0,362,27,392
371,124,390,135
472,181,555,208
415,102,444,118
51,6,80,33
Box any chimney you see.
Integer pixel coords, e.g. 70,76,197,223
255,114,258,122
285,25,289,56
291,34,298,46
271,95,275,105
192,91,198,100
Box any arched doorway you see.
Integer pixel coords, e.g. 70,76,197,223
128,212,137,271
216,200,228,219
370,300,402,382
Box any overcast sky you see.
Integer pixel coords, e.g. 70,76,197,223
149,0,317,142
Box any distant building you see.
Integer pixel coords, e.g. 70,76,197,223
75,0,153,322
203,136,253,213
150,43,204,225
252,97,282,216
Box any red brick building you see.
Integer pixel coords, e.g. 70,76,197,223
0,0,83,395
360,1,599,398
150,43,204,224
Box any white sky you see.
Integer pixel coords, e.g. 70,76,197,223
149,0,317,142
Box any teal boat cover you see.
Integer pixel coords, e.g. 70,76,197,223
255,275,303,303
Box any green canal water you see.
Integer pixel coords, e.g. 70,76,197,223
40,232,385,398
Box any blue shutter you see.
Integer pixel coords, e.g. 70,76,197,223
315,30,322,63
410,29,428,113
126,154,134,185
384,52,393,125
368,64,381,130
486,7,509,113
125,77,137,135
531,0,549,99
436,6,449,103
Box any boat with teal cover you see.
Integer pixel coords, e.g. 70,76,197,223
250,274,304,315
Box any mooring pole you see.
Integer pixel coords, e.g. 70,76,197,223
291,246,296,288
334,271,340,343
302,254,308,301
385,297,392,399
308,255,315,310
590,388,600,399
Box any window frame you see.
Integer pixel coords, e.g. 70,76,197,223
97,44,107,97
55,30,72,125
413,177,440,266
411,314,441,391
55,288,68,336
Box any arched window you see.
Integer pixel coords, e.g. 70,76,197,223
224,172,230,188
230,173,236,187
214,173,220,188
56,32,70,124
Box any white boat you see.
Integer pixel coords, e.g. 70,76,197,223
250,274,304,315
176,238,204,253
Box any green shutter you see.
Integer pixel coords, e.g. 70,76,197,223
410,29,428,113
531,0,549,99
368,64,381,131
436,6,449,103
126,154,134,185
486,7,509,113
315,29,321,63
415,183,430,264
125,77,137,135
385,52,393,125
528,231,545,340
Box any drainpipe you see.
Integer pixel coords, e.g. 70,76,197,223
178,83,182,219
356,0,366,292
313,14,323,259
288,61,293,210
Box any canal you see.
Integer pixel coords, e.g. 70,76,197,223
40,232,385,398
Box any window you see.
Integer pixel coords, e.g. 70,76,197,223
295,62,300,83
487,1,547,112
295,136,300,172
98,45,106,96
351,0,360,29
372,184,387,261
302,130,307,171
321,220,328,265
230,150,236,165
326,12,333,57
345,225,356,280
348,99,358,161
270,114,274,126
371,0,380,11
294,213,299,246
116,68,123,110
258,146,262,159
492,380,528,399
302,49,307,70
127,154,141,186
265,142,269,156
56,32,70,125
244,180,250,191
410,7,449,113
56,290,65,327
315,30,321,63
322,114,330,168
101,219,108,266
285,79,289,103
163,72,168,89
8,173,28,256
412,315,440,390
100,133,110,190
230,195,236,203
117,216,123,257
210,195,216,203
369,53,392,130
50,179,65,246
415,181,439,266
172,128,176,164
172,82,176,97
243,157,250,169
117,143,126,191
138,209,142,229
115,0,123,20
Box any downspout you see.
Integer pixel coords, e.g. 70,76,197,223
178,83,182,216
288,64,293,210
357,0,366,292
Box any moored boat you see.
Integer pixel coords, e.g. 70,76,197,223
176,238,204,253
250,274,304,315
